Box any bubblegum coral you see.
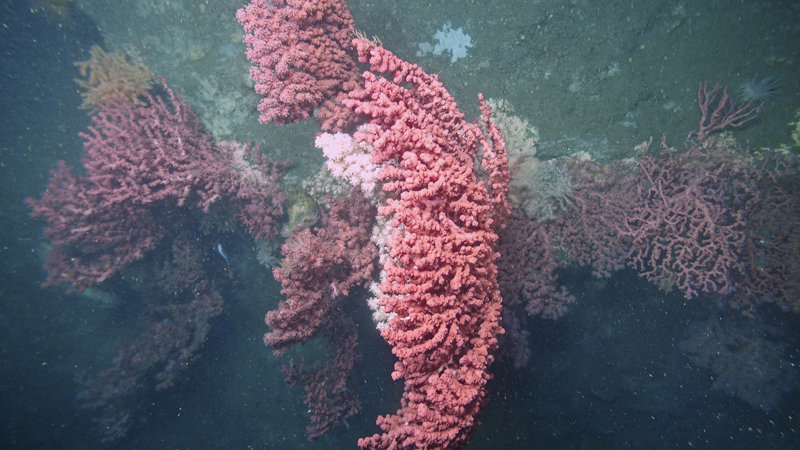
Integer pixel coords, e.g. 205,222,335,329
266,190,377,353
345,39,509,449
28,78,286,289
621,138,750,299
209,141,288,240
27,79,220,288
617,82,765,299
236,0,361,129
80,79,222,210
27,161,162,289
282,316,361,440
76,232,226,443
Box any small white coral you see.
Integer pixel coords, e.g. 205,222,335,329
510,158,573,222
315,129,380,201
416,23,472,63
486,98,539,165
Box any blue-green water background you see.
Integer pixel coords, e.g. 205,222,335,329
1,0,799,448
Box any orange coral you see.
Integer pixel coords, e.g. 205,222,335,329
74,46,154,110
